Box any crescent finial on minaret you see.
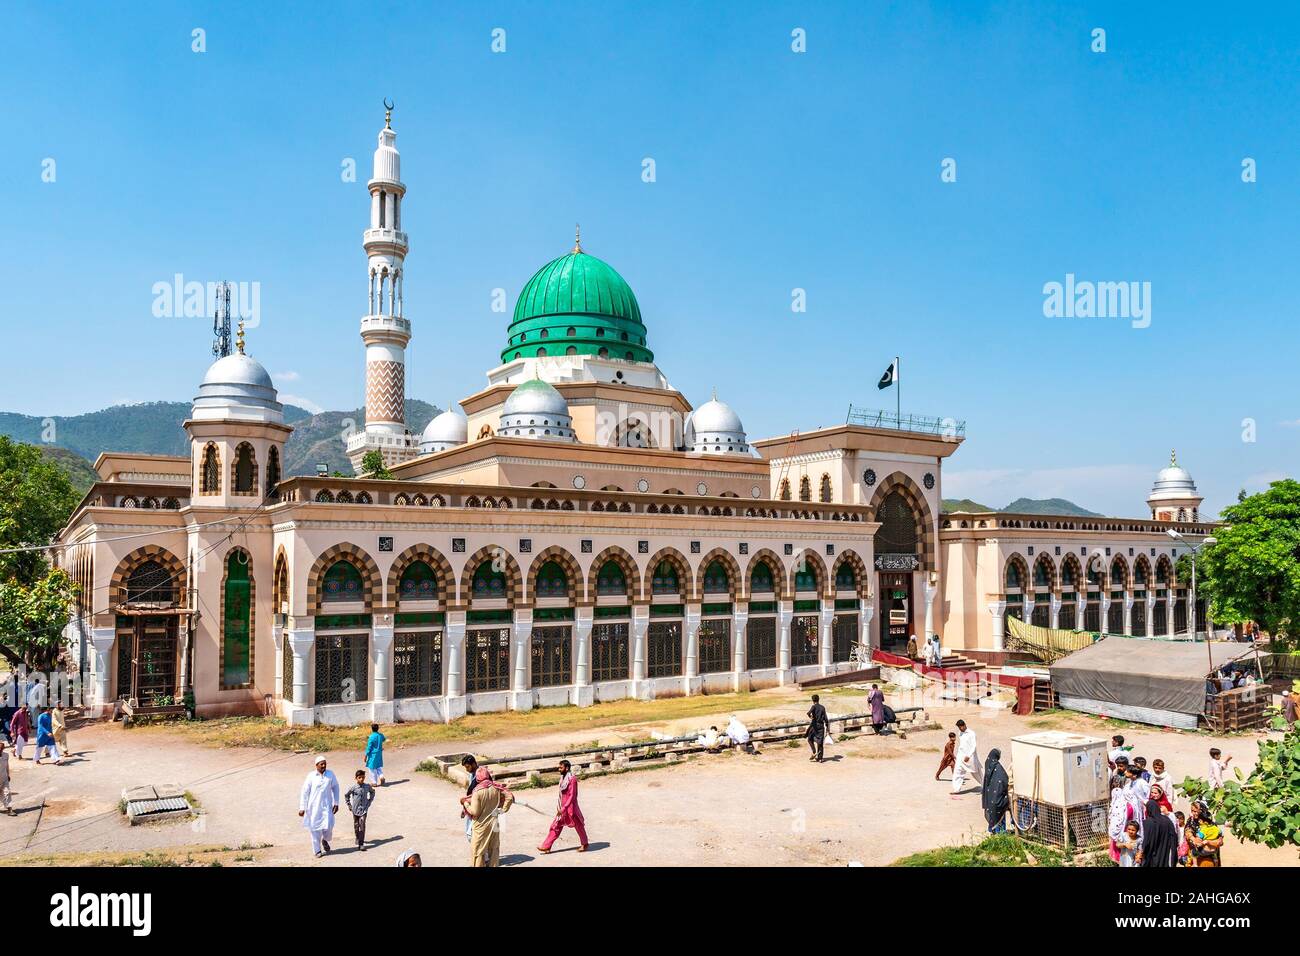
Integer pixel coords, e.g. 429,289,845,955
384,98,394,128
573,223,583,254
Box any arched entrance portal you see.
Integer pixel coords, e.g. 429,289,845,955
873,489,922,653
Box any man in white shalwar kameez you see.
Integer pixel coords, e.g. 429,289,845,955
299,755,340,857
950,719,983,795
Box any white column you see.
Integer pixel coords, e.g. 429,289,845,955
1166,596,1176,639
1099,594,1112,636
923,581,938,641
819,606,834,674
444,611,466,721
860,605,875,661
271,620,285,702
1145,595,1156,637
1123,595,1135,637
732,603,749,692
572,607,594,707
89,627,116,718
510,608,533,711
1023,595,1035,630
287,622,315,724
777,600,794,683
631,605,650,699
1050,594,1062,629
986,600,1007,651
684,604,701,695
374,621,392,702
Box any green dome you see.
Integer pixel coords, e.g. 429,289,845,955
501,245,654,365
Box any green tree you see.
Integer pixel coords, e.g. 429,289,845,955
360,450,393,480
1196,479,1300,644
1178,715,1300,855
0,437,81,668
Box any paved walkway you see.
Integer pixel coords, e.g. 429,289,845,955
0,699,1293,867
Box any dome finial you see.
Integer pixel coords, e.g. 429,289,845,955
573,223,583,254
712,385,717,401
383,97,394,129
236,318,246,355
1170,448,1177,467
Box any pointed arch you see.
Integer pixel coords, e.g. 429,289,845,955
743,548,787,601
272,546,290,614
1155,554,1173,585
1032,552,1057,591
788,548,829,598
1133,554,1152,588
1059,552,1082,591
830,549,869,600
818,473,833,503
386,544,454,606
798,475,812,502
1110,554,1130,590
643,547,692,601
231,441,258,496
266,446,282,499
694,547,741,602
866,471,936,571
1003,553,1030,592
526,546,585,605
587,545,640,603
305,543,381,612
460,545,523,607
111,545,186,609
199,442,221,495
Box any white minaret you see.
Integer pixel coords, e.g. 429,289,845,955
346,100,420,472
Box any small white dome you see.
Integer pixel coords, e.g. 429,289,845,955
691,398,744,435
1148,451,1199,502
498,378,576,442
420,407,467,453
688,394,748,455
192,351,282,424
503,378,570,417
202,353,273,389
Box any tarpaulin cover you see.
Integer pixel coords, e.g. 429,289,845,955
873,648,1036,715
1049,636,1255,716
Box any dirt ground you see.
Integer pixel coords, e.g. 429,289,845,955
1,687,1294,867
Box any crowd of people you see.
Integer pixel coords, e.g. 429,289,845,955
296,723,593,866
925,716,1238,867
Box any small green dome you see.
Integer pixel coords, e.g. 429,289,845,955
501,243,654,365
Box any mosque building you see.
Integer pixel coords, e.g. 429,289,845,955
53,111,1217,725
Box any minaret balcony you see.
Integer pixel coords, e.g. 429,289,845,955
361,314,411,337
364,227,409,251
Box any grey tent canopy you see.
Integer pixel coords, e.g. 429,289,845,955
1049,636,1257,729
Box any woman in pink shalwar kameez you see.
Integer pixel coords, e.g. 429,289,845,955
538,759,588,853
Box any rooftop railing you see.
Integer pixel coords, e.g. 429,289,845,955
846,405,966,438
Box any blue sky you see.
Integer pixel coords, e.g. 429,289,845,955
1,1,1295,517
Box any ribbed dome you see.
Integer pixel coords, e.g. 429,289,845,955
501,244,653,365
502,378,569,417
192,352,282,424
1147,451,1202,513
202,353,273,389
419,407,467,453
498,378,576,442
686,394,749,455
691,398,744,435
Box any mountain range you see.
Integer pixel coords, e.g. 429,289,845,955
942,496,1103,517
3,403,1105,518
0,400,441,487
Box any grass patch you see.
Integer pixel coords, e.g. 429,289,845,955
891,833,1068,867
1,844,271,868
130,691,782,753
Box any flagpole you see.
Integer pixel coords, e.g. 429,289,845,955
895,354,900,425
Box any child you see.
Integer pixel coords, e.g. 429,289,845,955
1118,821,1140,867
1150,758,1173,801
935,732,957,780
364,723,386,786
1174,811,1189,866
1208,748,1231,788
1132,756,1150,782
344,769,375,850
32,708,61,765
0,740,11,815
1107,735,1129,769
